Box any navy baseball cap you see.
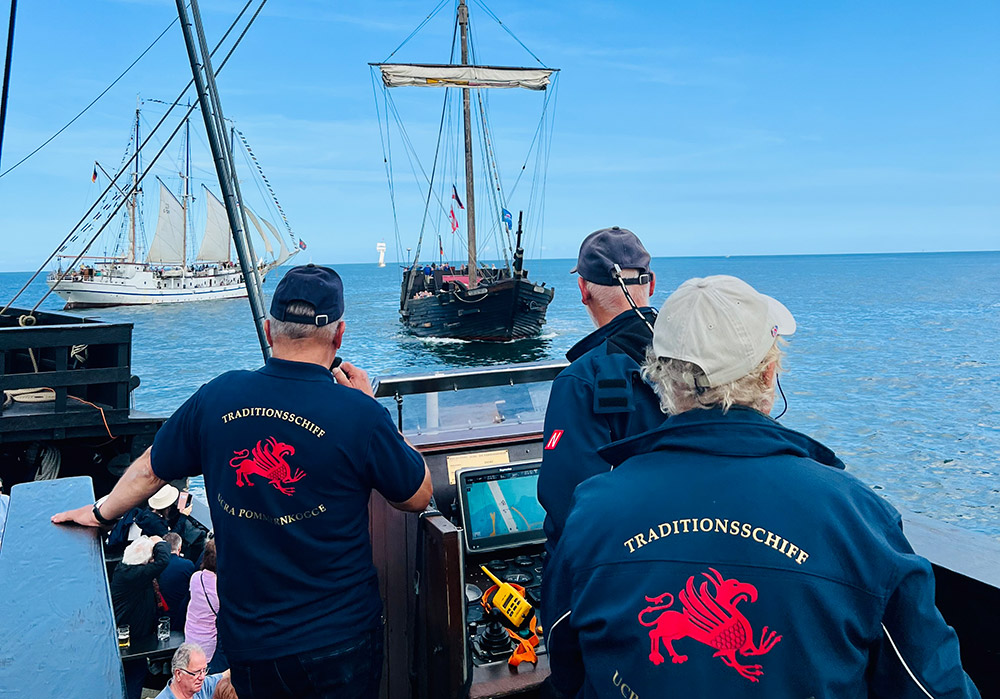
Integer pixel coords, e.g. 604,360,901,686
270,264,344,326
570,226,651,286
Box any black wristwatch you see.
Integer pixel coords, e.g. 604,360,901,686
92,502,117,525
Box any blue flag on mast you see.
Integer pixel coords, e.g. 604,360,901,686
452,185,465,210
501,208,513,231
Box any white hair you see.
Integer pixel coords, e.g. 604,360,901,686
171,643,205,674
268,301,342,342
122,536,154,565
642,341,785,415
584,268,651,311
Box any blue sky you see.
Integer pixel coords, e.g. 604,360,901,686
0,0,997,272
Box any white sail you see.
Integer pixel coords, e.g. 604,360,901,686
377,64,554,90
197,188,232,262
146,181,186,265
260,214,293,266
243,206,274,257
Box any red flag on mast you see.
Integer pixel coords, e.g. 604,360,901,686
449,207,459,233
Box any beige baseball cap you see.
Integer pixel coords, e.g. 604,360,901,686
652,275,795,387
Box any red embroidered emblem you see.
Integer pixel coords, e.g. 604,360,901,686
544,430,564,450
638,568,782,683
229,436,306,496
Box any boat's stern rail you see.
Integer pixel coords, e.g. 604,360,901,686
1,307,137,432
1,307,164,501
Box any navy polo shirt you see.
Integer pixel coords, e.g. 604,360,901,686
150,357,425,663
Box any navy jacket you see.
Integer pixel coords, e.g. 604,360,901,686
158,553,196,632
111,541,171,641
545,407,979,699
150,357,426,663
538,308,661,564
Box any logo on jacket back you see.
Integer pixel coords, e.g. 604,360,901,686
638,568,782,683
230,436,306,496
544,430,564,450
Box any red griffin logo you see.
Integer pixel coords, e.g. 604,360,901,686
637,568,782,682
229,437,306,496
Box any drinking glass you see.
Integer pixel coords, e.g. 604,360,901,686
117,624,130,650
157,617,171,642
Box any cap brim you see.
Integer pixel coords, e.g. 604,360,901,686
764,294,796,336
569,265,578,274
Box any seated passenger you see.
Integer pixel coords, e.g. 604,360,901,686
544,275,979,698
113,535,171,699
158,532,196,633
155,643,230,699
136,485,206,564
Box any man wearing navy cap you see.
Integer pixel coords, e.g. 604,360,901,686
55,264,432,699
544,275,978,698
538,227,662,578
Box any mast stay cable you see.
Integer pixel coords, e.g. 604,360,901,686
0,0,17,172
0,15,178,180
471,0,548,68
381,0,450,63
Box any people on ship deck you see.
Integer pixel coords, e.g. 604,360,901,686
185,538,225,673
211,676,239,699
537,226,661,584
53,263,433,699
0,477,9,546
155,643,230,699
544,275,980,699
134,484,207,564
158,532,196,634
112,535,171,699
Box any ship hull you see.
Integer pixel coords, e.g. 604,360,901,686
402,277,554,341
47,267,256,309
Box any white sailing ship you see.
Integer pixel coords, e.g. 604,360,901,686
47,107,300,309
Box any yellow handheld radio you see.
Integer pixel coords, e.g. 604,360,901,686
481,565,533,630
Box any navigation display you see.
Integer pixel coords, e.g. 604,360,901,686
458,461,546,552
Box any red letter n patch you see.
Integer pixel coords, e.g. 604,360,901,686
545,430,564,450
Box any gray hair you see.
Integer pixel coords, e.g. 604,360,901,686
172,643,206,674
122,536,154,565
584,268,651,310
268,301,342,342
164,532,182,553
642,341,785,416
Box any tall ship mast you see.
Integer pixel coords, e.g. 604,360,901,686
372,0,558,341
45,103,301,309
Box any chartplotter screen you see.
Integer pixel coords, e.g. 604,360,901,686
458,461,546,553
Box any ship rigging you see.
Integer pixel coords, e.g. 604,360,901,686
371,0,559,341
45,102,300,309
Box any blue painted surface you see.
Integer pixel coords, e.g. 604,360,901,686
0,477,126,698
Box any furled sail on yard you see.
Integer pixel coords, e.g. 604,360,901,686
377,64,554,90
197,188,232,262
146,181,186,265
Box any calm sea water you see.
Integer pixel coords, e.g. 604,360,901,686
3,252,998,538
